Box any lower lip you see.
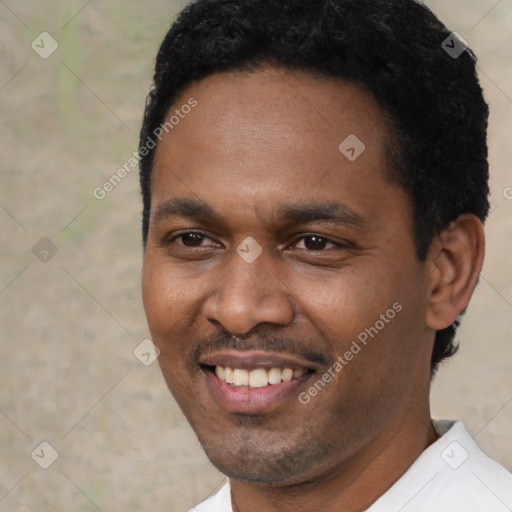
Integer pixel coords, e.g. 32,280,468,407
203,369,313,414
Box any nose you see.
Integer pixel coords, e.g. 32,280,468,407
202,247,295,335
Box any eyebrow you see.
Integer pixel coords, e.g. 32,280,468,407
151,197,364,228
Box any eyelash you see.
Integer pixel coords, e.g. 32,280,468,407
164,231,346,252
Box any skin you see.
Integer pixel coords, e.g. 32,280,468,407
141,66,485,512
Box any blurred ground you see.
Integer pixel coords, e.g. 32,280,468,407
0,1,511,511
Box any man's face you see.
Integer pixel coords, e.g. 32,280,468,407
142,67,433,485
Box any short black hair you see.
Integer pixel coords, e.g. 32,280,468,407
139,0,490,374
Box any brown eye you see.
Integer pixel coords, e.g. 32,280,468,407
293,234,338,251
178,232,207,247
164,231,216,248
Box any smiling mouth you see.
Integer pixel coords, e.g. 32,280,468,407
201,364,312,389
198,350,320,413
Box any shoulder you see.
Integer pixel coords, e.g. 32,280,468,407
435,421,512,506
367,420,512,512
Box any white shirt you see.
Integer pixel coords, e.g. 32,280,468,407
191,420,512,511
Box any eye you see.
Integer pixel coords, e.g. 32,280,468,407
167,231,217,247
290,234,341,251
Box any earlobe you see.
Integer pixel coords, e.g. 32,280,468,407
425,214,485,331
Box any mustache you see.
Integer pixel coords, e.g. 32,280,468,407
190,330,332,367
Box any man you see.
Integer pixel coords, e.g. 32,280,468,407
139,0,512,510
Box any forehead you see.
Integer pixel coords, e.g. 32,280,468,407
155,66,389,159
150,66,402,228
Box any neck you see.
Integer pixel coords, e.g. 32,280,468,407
230,409,438,512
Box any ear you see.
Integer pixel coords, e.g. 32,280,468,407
425,214,485,331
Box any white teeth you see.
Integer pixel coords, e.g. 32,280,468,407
224,366,234,384
214,366,307,388
281,368,293,381
233,369,249,386
249,368,268,388
268,367,282,385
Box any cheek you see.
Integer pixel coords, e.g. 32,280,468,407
300,259,426,388
141,259,188,346
142,257,196,321
326,266,429,397
141,257,216,376
293,263,399,344
142,262,201,399
142,262,167,330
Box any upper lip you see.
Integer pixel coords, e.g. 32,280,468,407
198,350,320,371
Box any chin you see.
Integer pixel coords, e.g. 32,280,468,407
196,427,336,486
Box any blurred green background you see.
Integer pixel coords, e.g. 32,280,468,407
1,1,511,510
